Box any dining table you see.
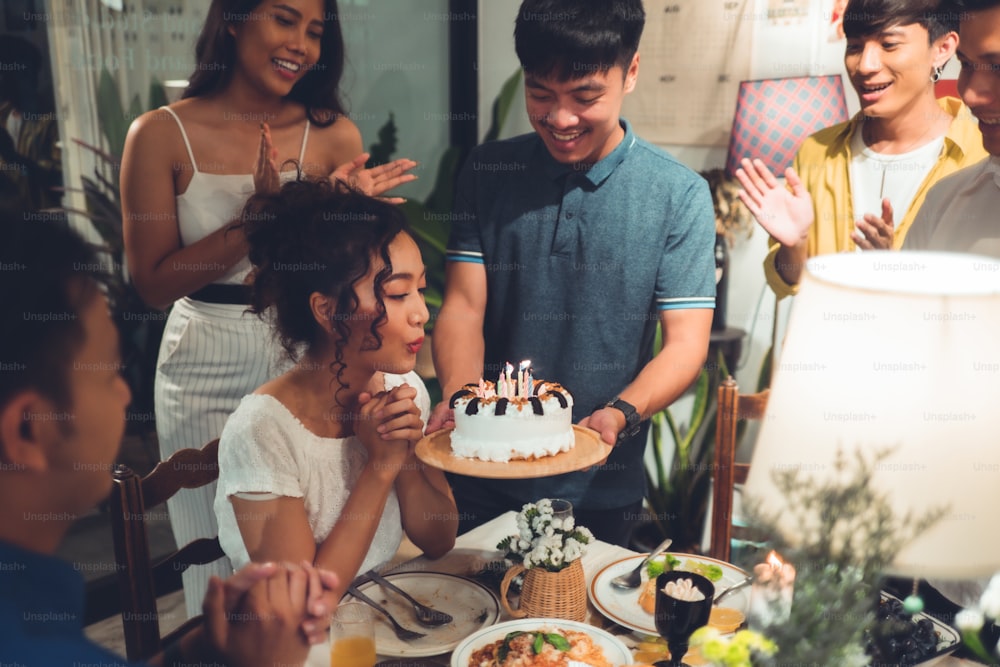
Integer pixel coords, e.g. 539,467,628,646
343,510,980,666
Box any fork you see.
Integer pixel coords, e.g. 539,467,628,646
347,584,427,642
610,537,673,590
364,569,453,627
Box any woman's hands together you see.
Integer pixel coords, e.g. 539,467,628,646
356,383,424,473
735,158,815,247
254,123,281,194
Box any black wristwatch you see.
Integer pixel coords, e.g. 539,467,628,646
598,396,642,443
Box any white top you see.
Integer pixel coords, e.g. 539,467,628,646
902,156,1000,257
214,371,431,573
849,127,944,243
161,107,310,284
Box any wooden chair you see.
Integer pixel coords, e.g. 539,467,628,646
709,377,769,562
109,439,225,661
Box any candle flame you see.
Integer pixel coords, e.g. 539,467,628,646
519,359,531,370
766,550,784,569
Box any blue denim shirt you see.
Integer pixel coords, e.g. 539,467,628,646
0,539,134,666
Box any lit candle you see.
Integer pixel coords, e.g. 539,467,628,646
505,362,515,397
748,550,796,628
519,360,530,396
497,369,507,399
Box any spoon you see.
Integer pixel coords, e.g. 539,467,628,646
346,584,427,642
364,569,453,627
610,537,673,590
714,575,753,604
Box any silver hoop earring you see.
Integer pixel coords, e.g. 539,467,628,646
931,65,944,83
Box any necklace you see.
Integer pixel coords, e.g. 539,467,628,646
861,119,944,200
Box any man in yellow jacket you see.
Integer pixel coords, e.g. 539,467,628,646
736,0,986,299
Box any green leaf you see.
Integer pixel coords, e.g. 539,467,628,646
545,633,571,651
96,69,126,156
148,78,169,110
367,113,398,167
532,632,544,654
498,631,525,663
483,69,523,143
424,145,462,215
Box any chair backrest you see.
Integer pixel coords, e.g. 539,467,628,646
109,439,224,661
709,377,769,562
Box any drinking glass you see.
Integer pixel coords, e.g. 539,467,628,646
550,498,573,522
330,601,376,667
654,571,715,667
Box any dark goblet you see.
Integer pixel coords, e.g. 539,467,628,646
653,571,715,667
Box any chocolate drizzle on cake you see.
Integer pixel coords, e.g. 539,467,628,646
528,396,544,415
464,397,480,416
494,398,509,416
551,390,569,409
449,387,476,409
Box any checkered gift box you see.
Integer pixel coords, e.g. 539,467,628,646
725,76,849,177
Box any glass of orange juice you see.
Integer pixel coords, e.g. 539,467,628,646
329,602,376,667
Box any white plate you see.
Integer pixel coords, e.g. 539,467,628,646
348,572,500,658
588,553,751,636
450,617,633,667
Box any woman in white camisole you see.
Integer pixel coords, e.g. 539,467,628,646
120,0,416,618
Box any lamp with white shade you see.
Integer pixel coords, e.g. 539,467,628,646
744,251,1000,581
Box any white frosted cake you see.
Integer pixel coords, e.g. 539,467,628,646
448,363,574,463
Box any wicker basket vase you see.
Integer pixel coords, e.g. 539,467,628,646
499,558,587,621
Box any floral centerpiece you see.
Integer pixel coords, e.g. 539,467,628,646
496,499,594,621
497,498,594,572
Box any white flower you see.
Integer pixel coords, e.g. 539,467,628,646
982,575,1000,620
563,516,575,531
563,540,582,562
550,518,563,531
550,550,564,566
981,588,1000,621
956,608,985,632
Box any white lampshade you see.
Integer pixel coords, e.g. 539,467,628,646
745,251,1000,579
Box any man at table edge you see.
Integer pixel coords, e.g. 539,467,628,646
426,0,716,546
0,215,337,667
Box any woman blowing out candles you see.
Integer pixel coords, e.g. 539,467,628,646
120,0,416,617
213,180,457,659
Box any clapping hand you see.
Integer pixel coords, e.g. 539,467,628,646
852,198,895,250
254,123,281,195
735,158,815,247
330,153,418,204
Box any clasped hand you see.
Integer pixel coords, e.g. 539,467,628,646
356,384,424,469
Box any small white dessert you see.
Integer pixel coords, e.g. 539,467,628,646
448,369,574,463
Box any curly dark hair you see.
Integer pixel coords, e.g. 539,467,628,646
241,178,411,401
184,0,347,127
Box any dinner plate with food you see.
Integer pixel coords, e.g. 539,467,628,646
588,553,751,636
450,618,632,667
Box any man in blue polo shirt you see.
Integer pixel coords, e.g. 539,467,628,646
428,0,716,545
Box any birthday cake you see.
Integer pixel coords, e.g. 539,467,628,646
448,362,575,463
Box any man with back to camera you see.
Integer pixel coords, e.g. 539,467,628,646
427,0,716,546
0,213,339,666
